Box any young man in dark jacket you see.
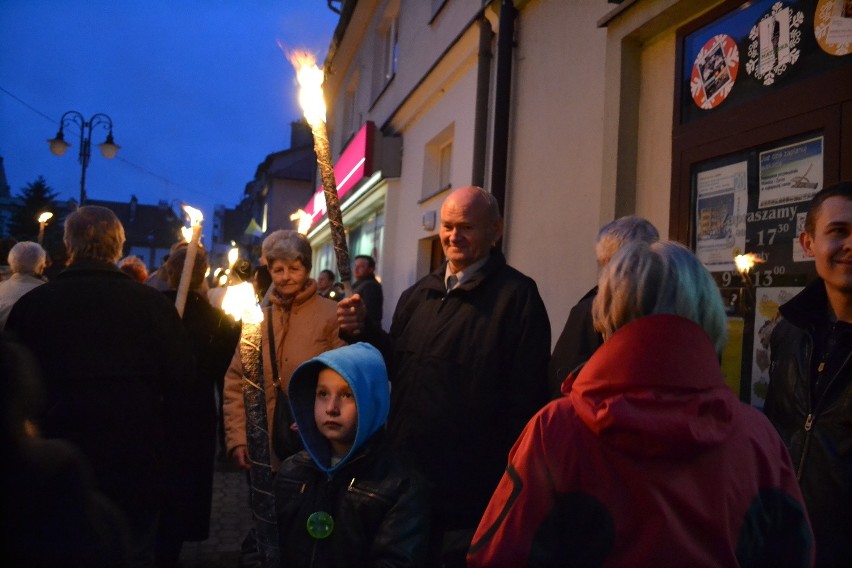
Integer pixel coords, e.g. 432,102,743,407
275,343,430,567
764,181,852,567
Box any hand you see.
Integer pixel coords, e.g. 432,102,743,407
230,445,251,470
337,293,367,335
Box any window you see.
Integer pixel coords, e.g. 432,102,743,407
342,75,359,142
372,5,399,100
421,123,454,200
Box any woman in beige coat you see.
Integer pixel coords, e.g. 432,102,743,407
223,230,345,471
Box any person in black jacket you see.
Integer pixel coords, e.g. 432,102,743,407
764,181,852,567
547,215,658,398
275,343,430,567
6,205,194,567
157,245,241,567
352,255,384,327
337,186,550,567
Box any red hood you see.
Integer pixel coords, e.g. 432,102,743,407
563,314,737,458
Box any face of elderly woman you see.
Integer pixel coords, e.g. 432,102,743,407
270,258,308,296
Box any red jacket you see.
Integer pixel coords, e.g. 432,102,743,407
468,314,813,567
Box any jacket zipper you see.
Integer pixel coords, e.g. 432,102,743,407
795,324,852,480
347,477,394,505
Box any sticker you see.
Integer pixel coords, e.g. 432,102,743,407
691,34,740,109
746,2,805,85
815,0,852,56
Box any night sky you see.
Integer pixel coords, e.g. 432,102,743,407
0,1,340,237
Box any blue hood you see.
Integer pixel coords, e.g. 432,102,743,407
288,343,389,475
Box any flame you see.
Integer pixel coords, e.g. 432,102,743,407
221,281,263,324
290,208,312,235
734,253,766,274
37,211,54,223
183,205,204,226
228,246,239,268
181,226,193,243
289,50,326,127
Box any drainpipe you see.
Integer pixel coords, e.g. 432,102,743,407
471,18,493,188
490,0,516,221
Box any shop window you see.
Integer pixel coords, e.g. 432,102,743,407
670,0,852,406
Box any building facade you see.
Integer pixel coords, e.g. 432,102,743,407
297,0,851,405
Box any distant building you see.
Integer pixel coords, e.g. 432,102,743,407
210,120,319,269
87,195,184,271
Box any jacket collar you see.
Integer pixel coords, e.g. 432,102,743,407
780,278,830,329
424,249,506,293
57,260,129,280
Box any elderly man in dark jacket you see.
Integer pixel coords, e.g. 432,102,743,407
6,205,193,567
338,186,551,567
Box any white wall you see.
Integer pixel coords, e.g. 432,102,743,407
507,0,610,346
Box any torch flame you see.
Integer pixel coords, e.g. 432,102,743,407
289,50,326,127
290,209,312,235
734,253,766,274
183,205,204,226
221,281,263,325
181,226,192,243
228,246,239,268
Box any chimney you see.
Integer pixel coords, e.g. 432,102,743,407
129,194,138,223
290,121,313,148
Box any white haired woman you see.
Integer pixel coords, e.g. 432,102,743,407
223,230,346,471
469,241,814,567
0,241,46,329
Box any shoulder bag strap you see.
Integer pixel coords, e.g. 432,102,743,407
267,313,281,389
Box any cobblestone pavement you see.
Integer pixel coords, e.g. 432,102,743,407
178,458,253,567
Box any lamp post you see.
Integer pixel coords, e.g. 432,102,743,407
47,111,120,205
37,211,54,245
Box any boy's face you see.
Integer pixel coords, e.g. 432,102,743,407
314,368,357,459
801,196,852,301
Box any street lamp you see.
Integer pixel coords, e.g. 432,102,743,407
47,111,120,205
37,211,54,245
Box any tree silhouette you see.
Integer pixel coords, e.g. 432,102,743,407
9,176,59,241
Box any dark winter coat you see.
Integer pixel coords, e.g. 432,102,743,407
764,278,852,567
362,250,550,537
276,343,430,567
547,286,602,398
470,315,813,567
5,260,194,527
159,290,240,541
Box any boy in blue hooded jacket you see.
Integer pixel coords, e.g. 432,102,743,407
274,342,430,567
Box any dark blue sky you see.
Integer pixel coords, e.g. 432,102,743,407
0,1,339,234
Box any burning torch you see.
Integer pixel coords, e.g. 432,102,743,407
290,50,353,296
175,205,203,318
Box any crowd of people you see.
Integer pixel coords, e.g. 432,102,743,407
0,181,849,567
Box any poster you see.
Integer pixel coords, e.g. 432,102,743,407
695,161,748,270
815,0,852,55
751,286,803,407
690,34,740,109
721,317,744,395
758,136,823,208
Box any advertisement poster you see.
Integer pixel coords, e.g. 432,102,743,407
721,317,744,396
751,286,803,407
815,0,852,55
758,136,823,208
695,161,748,270
793,211,814,262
